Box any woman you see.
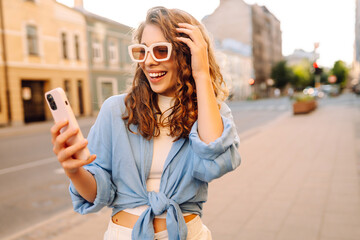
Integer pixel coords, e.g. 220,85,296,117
51,6,241,240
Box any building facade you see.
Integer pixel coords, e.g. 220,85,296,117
75,3,133,113
202,0,253,100
251,4,282,97
214,43,253,100
0,2,7,125
0,0,91,126
202,0,282,99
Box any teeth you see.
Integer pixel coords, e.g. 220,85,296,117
149,72,166,78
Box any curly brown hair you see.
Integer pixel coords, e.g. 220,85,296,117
122,6,228,141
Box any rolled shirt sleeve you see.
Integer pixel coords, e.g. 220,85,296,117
69,164,116,214
189,102,241,182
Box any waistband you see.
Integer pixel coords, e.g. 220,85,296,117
106,215,203,239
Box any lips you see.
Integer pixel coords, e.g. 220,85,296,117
148,71,167,83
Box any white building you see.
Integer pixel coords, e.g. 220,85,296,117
286,49,319,66
214,40,253,100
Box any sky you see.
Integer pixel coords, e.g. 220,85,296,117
58,0,356,68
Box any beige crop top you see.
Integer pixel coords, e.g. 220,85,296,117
123,94,178,218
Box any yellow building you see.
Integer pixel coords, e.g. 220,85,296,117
0,0,91,125
0,0,8,125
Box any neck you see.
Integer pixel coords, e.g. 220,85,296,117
157,94,174,118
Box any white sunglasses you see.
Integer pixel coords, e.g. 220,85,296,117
128,42,172,62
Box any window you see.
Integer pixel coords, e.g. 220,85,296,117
92,40,103,62
120,40,131,64
61,33,68,59
74,35,80,60
108,39,118,64
26,25,38,55
97,77,117,108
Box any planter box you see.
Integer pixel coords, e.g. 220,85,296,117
293,100,317,114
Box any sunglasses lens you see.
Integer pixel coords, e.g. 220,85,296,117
153,45,169,60
131,47,146,61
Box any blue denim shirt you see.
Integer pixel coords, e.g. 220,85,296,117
69,94,241,240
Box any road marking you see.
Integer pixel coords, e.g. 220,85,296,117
0,157,56,175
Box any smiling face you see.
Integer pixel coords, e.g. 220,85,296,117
139,24,178,97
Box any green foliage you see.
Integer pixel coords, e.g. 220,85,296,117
291,60,312,89
320,70,329,84
293,93,315,102
269,59,348,91
330,60,349,88
271,60,294,89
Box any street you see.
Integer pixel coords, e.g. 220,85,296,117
228,97,291,138
1,93,360,239
0,118,95,239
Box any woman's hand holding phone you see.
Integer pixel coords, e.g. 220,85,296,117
45,87,96,176
46,87,97,202
51,120,96,176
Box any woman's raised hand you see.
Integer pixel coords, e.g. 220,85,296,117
176,23,210,82
50,120,96,175
176,22,223,143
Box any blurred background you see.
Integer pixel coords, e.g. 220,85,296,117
0,0,359,239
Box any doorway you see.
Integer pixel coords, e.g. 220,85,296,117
21,80,45,123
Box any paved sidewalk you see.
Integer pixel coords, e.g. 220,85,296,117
7,95,360,240
203,96,360,240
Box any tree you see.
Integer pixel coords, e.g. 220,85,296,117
330,60,349,88
320,69,329,84
291,59,312,89
271,60,294,89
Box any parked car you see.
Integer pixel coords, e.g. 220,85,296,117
353,83,360,95
319,84,340,96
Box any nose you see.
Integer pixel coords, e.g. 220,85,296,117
144,50,158,66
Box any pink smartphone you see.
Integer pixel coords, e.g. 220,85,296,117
45,87,90,160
